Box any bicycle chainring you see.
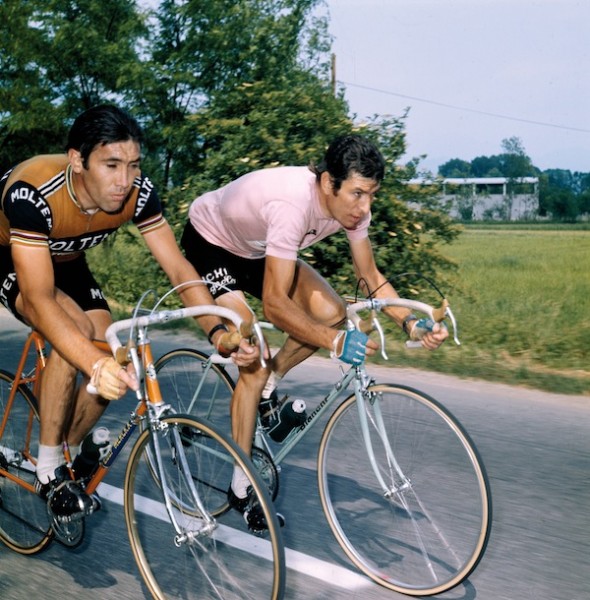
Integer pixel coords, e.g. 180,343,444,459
251,446,279,501
48,507,85,548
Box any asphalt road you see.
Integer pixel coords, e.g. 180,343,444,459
0,311,589,599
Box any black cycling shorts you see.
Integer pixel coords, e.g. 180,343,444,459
0,246,109,323
181,222,266,300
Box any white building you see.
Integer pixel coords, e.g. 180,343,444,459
409,177,539,221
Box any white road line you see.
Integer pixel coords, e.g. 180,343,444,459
98,482,372,591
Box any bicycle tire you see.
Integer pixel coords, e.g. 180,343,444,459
124,413,285,600
0,369,53,554
154,348,235,430
152,349,236,515
317,383,491,596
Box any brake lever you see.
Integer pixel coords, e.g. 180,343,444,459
445,306,461,346
374,317,388,360
252,320,267,369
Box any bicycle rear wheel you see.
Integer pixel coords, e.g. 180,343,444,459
318,384,491,596
124,414,285,600
0,369,53,554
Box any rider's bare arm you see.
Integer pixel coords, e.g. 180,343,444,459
262,255,349,352
11,244,108,376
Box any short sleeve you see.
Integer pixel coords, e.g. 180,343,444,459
132,176,166,234
3,182,52,247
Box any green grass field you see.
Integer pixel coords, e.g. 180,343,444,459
381,227,590,395
107,225,589,396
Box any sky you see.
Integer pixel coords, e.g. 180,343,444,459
325,0,590,174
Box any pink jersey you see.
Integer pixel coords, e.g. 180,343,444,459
188,166,370,260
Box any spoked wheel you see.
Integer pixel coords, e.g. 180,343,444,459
154,348,235,432
0,370,53,554
124,414,285,600
318,384,491,596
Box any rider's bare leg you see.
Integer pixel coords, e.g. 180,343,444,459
65,308,114,447
38,346,80,447
214,291,268,455
14,291,99,449
230,366,267,456
213,291,270,500
268,260,346,379
15,291,103,484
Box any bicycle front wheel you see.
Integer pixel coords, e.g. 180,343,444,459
124,414,285,600
0,370,53,554
318,384,491,596
154,348,235,430
153,349,235,515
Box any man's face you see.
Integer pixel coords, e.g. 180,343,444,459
70,140,141,213
323,171,380,229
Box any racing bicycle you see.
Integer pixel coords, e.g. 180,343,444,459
154,294,492,596
0,302,285,599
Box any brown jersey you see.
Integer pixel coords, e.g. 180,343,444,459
0,154,165,256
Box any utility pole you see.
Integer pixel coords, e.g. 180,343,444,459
331,53,336,95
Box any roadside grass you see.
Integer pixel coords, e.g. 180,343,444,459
377,227,590,395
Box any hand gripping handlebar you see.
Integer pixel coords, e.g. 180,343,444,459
345,297,460,360
87,305,266,395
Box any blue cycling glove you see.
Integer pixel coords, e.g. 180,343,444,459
408,318,435,341
332,330,369,365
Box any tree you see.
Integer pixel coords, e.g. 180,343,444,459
0,1,67,172
538,174,579,221
0,0,460,304
470,155,503,178
0,0,146,173
438,158,471,178
500,137,536,179
129,0,324,189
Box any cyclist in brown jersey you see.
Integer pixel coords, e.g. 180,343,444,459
0,105,257,520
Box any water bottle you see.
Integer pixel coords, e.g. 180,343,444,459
72,427,111,480
268,399,307,443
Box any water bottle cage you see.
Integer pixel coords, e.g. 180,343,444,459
258,398,281,421
267,399,307,442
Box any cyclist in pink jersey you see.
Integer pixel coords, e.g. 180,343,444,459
182,134,448,529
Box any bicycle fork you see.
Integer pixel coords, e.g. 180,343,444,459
355,378,456,579
354,375,410,498
149,415,217,545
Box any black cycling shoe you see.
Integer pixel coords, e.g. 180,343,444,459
258,389,281,430
35,465,99,522
227,485,285,533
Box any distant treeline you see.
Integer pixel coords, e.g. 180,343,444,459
438,139,590,221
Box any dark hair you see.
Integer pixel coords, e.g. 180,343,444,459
66,105,143,167
312,134,385,191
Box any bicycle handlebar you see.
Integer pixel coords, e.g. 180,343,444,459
87,305,266,397
105,305,266,366
346,297,460,360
